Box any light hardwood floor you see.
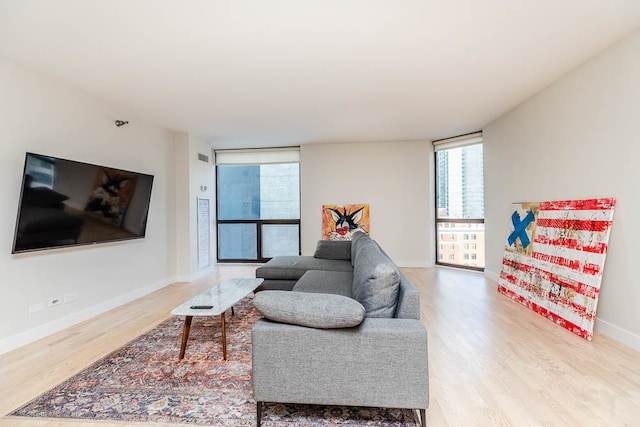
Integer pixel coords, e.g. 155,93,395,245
1,265,638,426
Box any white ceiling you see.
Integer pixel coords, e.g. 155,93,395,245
1,1,640,149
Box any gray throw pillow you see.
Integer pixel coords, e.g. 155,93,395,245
253,291,365,329
313,240,352,260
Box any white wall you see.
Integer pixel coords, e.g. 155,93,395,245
5,24,638,353
484,29,640,349
0,57,178,353
174,133,215,282
300,140,433,267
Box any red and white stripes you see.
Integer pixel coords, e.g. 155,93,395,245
498,198,616,341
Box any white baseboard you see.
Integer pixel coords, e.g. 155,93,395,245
484,269,640,351
594,318,640,351
175,265,218,283
0,276,176,355
484,269,500,283
397,261,434,268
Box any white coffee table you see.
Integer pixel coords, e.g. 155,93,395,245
171,277,263,360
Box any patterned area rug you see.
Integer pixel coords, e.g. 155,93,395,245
10,295,419,426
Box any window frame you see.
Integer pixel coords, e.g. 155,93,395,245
215,218,301,263
433,133,485,272
215,148,301,263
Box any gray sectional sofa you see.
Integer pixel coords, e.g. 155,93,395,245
252,231,429,426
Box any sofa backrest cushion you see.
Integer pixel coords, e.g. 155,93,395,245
350,229,369,267
253,291,365,329
370,239,421,319
313,240,352,260
351,234,400,318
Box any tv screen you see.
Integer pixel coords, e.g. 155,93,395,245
12,152,154,253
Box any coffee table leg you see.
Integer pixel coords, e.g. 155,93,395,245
179,316,193,360
221,312,227,360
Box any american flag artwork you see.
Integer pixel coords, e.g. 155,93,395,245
498,198,616,341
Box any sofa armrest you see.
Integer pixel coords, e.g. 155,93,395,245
252,318,428,410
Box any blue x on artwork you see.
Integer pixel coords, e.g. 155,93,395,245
508,210,535,248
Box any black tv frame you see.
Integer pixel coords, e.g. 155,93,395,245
12,152,154,254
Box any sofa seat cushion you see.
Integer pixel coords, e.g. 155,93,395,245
258,279,298,292
293,270,354,297
253,291,365,329
256,256,353,281
352,236,400,318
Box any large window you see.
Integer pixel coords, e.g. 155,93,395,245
216,148,300,262
434,132,485,270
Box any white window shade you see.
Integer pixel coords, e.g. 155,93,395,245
215,147,300,165
433,132,483,152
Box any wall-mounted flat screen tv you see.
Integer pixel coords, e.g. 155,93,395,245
12,152,154,253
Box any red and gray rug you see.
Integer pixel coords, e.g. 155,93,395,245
10,295,418,426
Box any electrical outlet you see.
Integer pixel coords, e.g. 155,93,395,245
29,302,45,314
48,297,63,307
63,293,77,303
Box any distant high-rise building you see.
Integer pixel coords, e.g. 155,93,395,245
461,144,484,219
437,144,483,218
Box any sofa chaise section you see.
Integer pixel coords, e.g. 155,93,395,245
252,232,429,426
255,255,353,291
253,318,428,424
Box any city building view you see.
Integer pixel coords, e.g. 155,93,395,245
217,162,300,261
435,143,485,269
437,221,486,268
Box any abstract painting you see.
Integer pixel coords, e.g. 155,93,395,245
498,198,616,341
322,204,370,240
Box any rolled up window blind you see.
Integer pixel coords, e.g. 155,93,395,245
215,147,300,165
432,131,482,152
